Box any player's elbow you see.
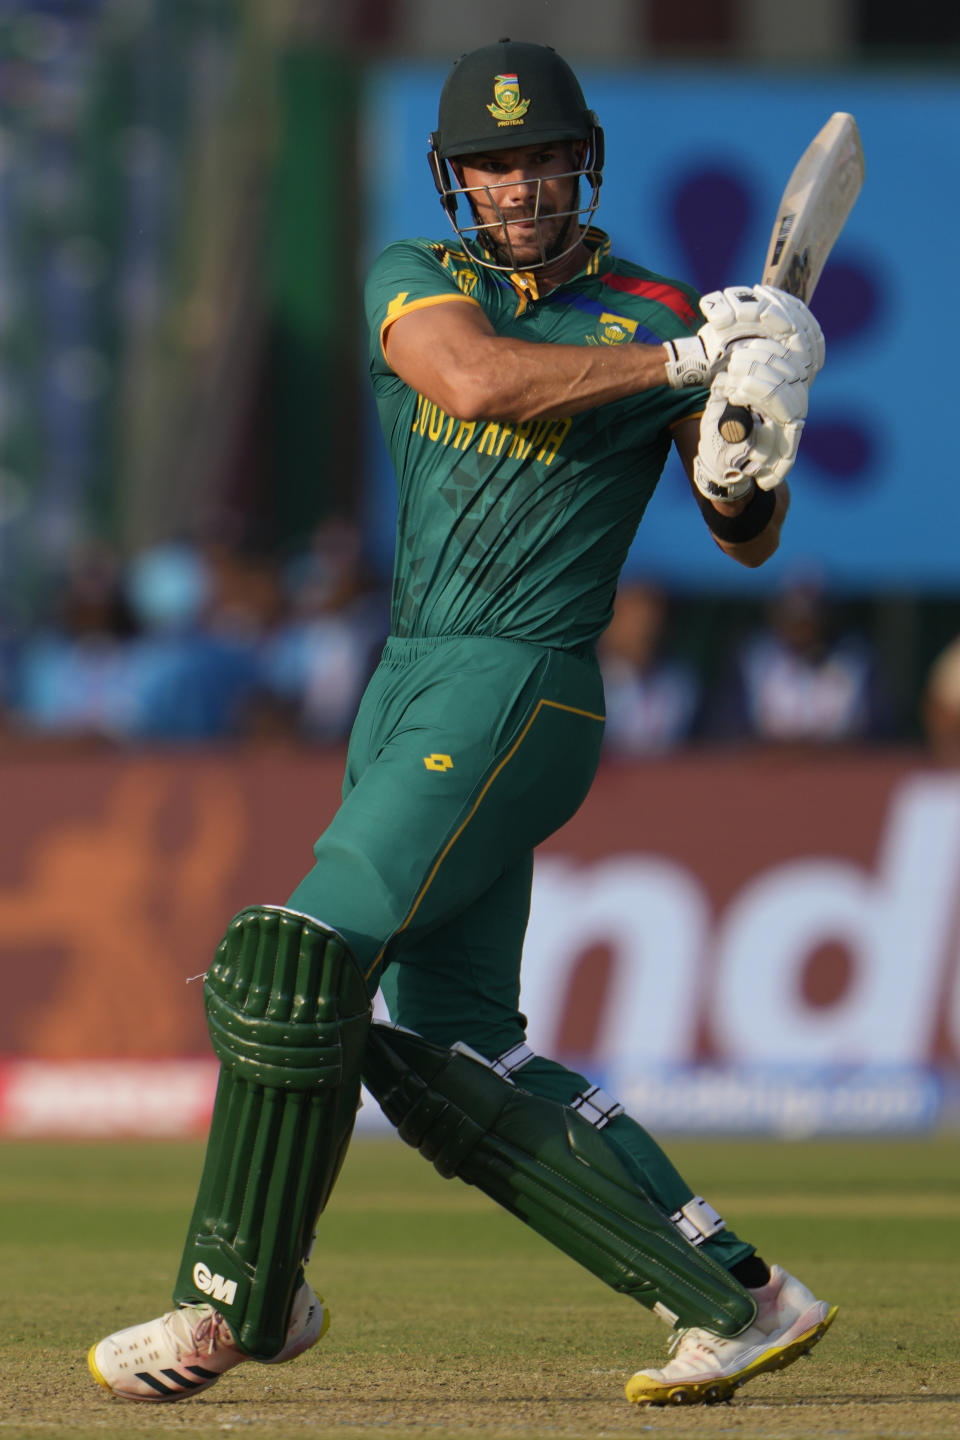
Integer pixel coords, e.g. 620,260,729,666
405,334,542,422
732,547,774,569
438,374,497,423
434,373,521,424
718,529,782,567
456,374,557,423
444,341,544,421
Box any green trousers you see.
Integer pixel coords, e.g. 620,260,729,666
288,634,753,1270
290,635,605,1018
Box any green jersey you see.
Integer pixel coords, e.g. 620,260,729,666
364,228,706,651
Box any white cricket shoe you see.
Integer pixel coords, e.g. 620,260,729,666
88,1280,329,1402
626,1265,837,1407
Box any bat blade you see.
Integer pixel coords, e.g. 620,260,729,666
718,112,864,445
760,111,865,303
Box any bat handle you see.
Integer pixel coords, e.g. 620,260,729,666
718,402,754,445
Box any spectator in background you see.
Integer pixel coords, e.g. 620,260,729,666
598,581,702,754
708,577,890,745
10,542,140,741
122,542,266,743
922,634,960,764
6,530,390,747
258,518,389,743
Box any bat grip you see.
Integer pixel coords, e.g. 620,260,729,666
718,402,754,445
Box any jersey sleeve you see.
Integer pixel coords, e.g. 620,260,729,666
364,239,483,370
666,393,707,431
598,262,710,431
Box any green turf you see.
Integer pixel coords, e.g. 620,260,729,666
1,1133,957,1440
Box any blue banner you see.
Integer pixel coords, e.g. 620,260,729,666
362,66,960,593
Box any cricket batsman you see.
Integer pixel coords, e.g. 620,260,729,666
89,39,837,1408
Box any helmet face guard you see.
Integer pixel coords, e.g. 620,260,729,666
428,39,604,272
428,131,604,272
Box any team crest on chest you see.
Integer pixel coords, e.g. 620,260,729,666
587,312,639,346
487,73,531,125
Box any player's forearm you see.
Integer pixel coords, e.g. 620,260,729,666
424,334,672,423
709,483,790,567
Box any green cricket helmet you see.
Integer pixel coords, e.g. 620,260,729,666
428,38,604,272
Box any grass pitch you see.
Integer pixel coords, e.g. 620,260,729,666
1,1132,957,1440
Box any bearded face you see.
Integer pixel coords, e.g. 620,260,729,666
443,140,598,272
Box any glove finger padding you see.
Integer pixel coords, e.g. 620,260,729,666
698,284,825,381
771,325,825,383
743,412,803,490
753,284,825,378
721,340,810,425
695,378,804,498
664,285,825,392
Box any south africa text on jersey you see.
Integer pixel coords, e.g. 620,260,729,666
411,394,573,467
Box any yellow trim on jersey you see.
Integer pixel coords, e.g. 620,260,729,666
583,228,611,275
364,697,605,980
380,291,482,358
500,230,612,315
506,270,539,316
669,408,706,430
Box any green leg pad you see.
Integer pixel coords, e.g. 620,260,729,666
174,906,371,1358
362,1024,755,1336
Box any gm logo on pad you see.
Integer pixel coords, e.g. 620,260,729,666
193,1261,237,1307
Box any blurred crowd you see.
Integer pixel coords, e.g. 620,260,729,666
1,528,958,761
598,580,960,762
0,519,389,748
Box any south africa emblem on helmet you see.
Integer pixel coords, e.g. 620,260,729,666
487,73,531,125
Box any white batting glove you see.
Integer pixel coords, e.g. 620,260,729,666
702,285,825,378
693,342,809,499
663,284,825,389
723,337,810,427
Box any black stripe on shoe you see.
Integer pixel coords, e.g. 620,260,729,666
160,1368,209,1389
135,1371,189,1397
185,1365,220,1380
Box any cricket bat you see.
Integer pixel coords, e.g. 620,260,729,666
718,111,865,444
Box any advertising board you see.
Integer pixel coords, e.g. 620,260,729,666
362,67,960,592
0,748,955,1134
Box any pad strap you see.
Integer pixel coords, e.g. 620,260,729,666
362,1024,755,1336
461,1043,624,1129
671,1196,727,1246
490,1041,535,1078
451,1038,536,1079
570,1084,625,1129
491,1040,625,1130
